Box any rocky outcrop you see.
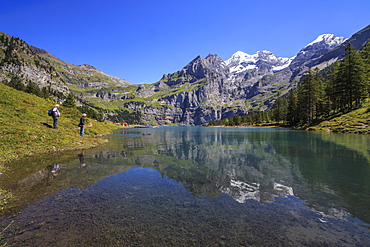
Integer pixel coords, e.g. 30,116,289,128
30,46,132,89
0,34,70,96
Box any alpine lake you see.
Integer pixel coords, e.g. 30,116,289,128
1,126,370,246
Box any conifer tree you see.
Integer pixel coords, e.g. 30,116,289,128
63,93,76,108
360,42,370,96
262,111,270,123
7,76,26,91
26,81,41,96
271,94,288,123
334,43,366,112
232,115,241,126
41,87,50,99
286,90,299,126
324,63,340,113
296,68,324,125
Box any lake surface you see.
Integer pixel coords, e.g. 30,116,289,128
1,126,370,246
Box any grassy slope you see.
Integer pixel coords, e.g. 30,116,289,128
0,83,121,171
309,100,370,134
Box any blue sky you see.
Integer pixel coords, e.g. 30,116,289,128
1,0,369,84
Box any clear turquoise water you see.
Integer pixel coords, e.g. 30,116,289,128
1,127,370,246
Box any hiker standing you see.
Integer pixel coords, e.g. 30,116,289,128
79,113,87,137
52,104,60,129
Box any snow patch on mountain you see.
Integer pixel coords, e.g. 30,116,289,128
224,51,257,73
225,50,293,74
272,63,290,71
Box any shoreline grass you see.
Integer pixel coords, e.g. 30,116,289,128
0,83,122,173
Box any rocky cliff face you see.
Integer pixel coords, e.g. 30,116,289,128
130,54,253,125
0,31,133,104
0,33,70,97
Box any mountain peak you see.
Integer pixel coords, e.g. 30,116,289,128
289,33,347,69
224,51,256,69
232,50,250,57
205,53,220,59
304,34,346,50
203,54,224,66
225,50,292,75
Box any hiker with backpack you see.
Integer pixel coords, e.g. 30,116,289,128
49,104,60,129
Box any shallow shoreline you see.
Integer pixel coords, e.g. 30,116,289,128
0,129,119,173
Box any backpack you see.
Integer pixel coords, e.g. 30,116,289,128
48,108,54,116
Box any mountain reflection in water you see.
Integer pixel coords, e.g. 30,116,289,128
112,127,370,223
1,126,370,246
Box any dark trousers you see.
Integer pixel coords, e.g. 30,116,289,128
53,116,58,129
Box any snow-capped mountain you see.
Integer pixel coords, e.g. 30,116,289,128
304,34,347,50
223,34,346,86
289,34,346,69
224,50,293,85
319,25,370,64
225,50,292,74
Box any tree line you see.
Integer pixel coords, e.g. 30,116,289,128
208,42,370,128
